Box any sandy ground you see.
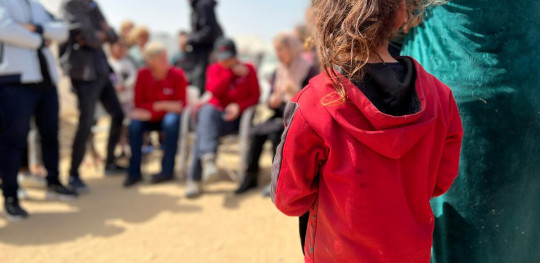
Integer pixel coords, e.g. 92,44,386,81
0,117,304,263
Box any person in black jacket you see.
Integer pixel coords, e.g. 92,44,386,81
60,0,125,193
185,0,223,93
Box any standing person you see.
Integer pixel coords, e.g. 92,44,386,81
185,0,223,94
124,42,187,187
402,1,540,263
271,0,463,262
185,38,260,199
60,0,125,193
127,26,150,68
235,32,319,195
170,31,194,73
0,0,78,221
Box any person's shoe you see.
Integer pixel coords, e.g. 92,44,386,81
18,172,47,189
3,197,29,222
184,180,203,199
104,163,128,176
201,154,219,184
123,176,143,188
234,172,258,195
261,184,272,197
46,183,78,201
68,177,90,194
17,188,29,200
151,174,174,185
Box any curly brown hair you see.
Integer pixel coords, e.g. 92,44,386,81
311,0,437,104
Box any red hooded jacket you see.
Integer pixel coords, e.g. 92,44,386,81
206,62,260,112
271,58,463,263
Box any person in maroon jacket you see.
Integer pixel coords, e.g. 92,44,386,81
124,42,187,187
271,0,463,262
185,38,260,198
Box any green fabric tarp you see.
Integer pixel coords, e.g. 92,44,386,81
402,1,540,263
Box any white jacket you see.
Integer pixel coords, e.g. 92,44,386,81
0,0,68,85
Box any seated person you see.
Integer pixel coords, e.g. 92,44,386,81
124,42,187,187
185,38,261,198
235,32,319,195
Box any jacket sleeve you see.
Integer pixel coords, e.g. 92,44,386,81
62,1,103,50
34,4,68,43
433,93,463,197
187,2,220,45
175,70,188,107
93,2,117,43
0,2,42,49
237,65,260,112
134,70,159,120
206,65,233,99
271,101,326,216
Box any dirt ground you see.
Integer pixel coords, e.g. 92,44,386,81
0,117,304,263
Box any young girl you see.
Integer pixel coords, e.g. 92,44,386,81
271,0,463,262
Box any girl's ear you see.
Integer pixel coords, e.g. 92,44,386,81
394,0,408,31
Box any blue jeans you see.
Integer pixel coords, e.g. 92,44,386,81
0,85,60,199
128,113,181,179
188,105,240,181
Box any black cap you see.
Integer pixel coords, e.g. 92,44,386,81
214,38,237,61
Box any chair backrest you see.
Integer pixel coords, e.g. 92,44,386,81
186,86,201,106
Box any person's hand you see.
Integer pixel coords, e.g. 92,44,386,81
96,31,107,42
115,85,126,93
268,93,282,109
154,101,184,113
101,22,111,32
232,64,249,77
224,103,240,121
130,109,152,121
21,24,36,32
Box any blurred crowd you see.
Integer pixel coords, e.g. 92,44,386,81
0,0,319,220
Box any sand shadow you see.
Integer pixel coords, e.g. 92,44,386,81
0,176,202,246
221,169,272,210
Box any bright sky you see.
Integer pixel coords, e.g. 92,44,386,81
96,0,310,42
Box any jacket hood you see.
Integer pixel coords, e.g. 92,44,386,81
316,57,438,159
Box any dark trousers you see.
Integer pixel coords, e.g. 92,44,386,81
70,75,124,177
188,105,240,181
0,85,60,199
246,129,282,174
189,50,211,94
128,113,181,179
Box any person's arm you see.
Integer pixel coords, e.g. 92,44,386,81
187,2,220,45
271,101,327,216
34,4,68,43
205,65,233,99
236,65,261,112
433,93,463,197
62,1,103,49
0,3,42,49
93,2,117,43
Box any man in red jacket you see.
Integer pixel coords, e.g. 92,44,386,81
124,42,187,187
185,38,260,198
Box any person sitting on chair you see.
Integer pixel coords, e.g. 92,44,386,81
124,42,187,187
185,38,260,198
